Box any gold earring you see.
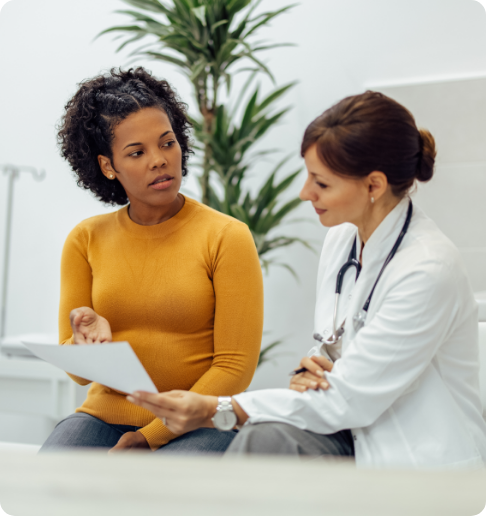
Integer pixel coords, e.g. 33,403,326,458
110,174,114,179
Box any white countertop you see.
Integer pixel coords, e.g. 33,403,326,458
0,451,485,516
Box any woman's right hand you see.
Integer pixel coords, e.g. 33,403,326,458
289,355,334,392
70,307,112,344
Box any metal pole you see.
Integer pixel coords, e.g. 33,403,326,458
0,165,45,340
1,166,17,340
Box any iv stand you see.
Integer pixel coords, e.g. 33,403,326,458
0,164,46,340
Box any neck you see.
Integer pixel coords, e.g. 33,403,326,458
357,195,401,245
128,194,185,226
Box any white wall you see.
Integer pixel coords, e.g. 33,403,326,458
1,0,486,395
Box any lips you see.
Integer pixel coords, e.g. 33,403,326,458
314,207,327,215
149,174,174,191
149,174,173,186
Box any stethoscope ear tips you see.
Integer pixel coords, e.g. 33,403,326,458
313,333,324,343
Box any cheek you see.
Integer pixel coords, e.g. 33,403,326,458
175,146,183,171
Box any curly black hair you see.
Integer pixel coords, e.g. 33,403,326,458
57,67,192,205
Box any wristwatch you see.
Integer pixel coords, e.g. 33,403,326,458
212,396,237,431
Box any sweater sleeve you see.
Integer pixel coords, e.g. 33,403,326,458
58,226,93,386
139,220,264,450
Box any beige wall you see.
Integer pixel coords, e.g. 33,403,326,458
377,78,486,291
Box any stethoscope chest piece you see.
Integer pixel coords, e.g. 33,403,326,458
352,309,367,333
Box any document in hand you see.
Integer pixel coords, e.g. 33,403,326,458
21,341,158,394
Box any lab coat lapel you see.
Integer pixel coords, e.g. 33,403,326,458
341,197,412,351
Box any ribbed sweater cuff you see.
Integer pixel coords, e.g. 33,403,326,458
139,418,178,451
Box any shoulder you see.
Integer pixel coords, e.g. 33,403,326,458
402,207,463,274
318,222,357,267
64,210,120,246
390,206,471,300
184,196,251,237
324,223,357,248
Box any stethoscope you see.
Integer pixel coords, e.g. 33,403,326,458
314,199,413,348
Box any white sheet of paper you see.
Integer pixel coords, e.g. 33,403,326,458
21,341,158,394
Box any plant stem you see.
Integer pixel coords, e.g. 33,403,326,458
200,73,218,205
201,110,213,205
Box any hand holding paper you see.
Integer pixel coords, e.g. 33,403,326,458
22,341,158,394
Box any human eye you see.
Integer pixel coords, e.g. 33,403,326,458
162,140,176,148
129,150,143,157
316,182,328,189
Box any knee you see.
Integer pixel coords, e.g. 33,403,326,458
228,423,290,455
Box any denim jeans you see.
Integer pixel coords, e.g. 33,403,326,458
39,412,237,454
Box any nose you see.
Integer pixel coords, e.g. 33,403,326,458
299,177,316,202
149,149,168,169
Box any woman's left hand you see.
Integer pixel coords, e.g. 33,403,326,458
108,431,150,453
289,355,334,392
127,390,217,436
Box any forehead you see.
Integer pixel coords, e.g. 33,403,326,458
304,143,336,180
114,107,172,141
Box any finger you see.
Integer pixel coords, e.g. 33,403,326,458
300,356,326,377
289,384,308,392
70,309,81,326
127,395,173,418
310,355,334,372
163,390,186,398
290,376,329,391
109,440,128,452
73,331,86,345
302,371,330,389
132,391,185,411
301,371,324,382
291,376,320,390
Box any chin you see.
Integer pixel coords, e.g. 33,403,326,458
318,213,342,228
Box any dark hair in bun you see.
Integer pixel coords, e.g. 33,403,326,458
301,91,436,197
416,128,436,182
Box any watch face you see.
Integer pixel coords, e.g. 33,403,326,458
213,409,237,431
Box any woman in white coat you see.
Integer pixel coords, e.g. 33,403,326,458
127,91,486,469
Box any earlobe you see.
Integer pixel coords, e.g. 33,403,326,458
98,155,115,180
368,171,388,201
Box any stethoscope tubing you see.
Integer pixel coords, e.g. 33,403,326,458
321,199,414,346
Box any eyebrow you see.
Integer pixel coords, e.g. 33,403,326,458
123,131,174,150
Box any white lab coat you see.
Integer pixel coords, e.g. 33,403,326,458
235,197,486,469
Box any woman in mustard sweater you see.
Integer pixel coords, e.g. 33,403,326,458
40,67,264,453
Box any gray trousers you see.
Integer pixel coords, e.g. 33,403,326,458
226,422,355,458
40,413,236,454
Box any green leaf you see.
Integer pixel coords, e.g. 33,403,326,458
211,19,229,31
244,4,297,39
192,5,206,26
257,82,296,113
258,339,284,366
121,0,173,15
143,51,189,69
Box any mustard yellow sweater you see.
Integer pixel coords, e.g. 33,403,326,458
59,196,264,450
